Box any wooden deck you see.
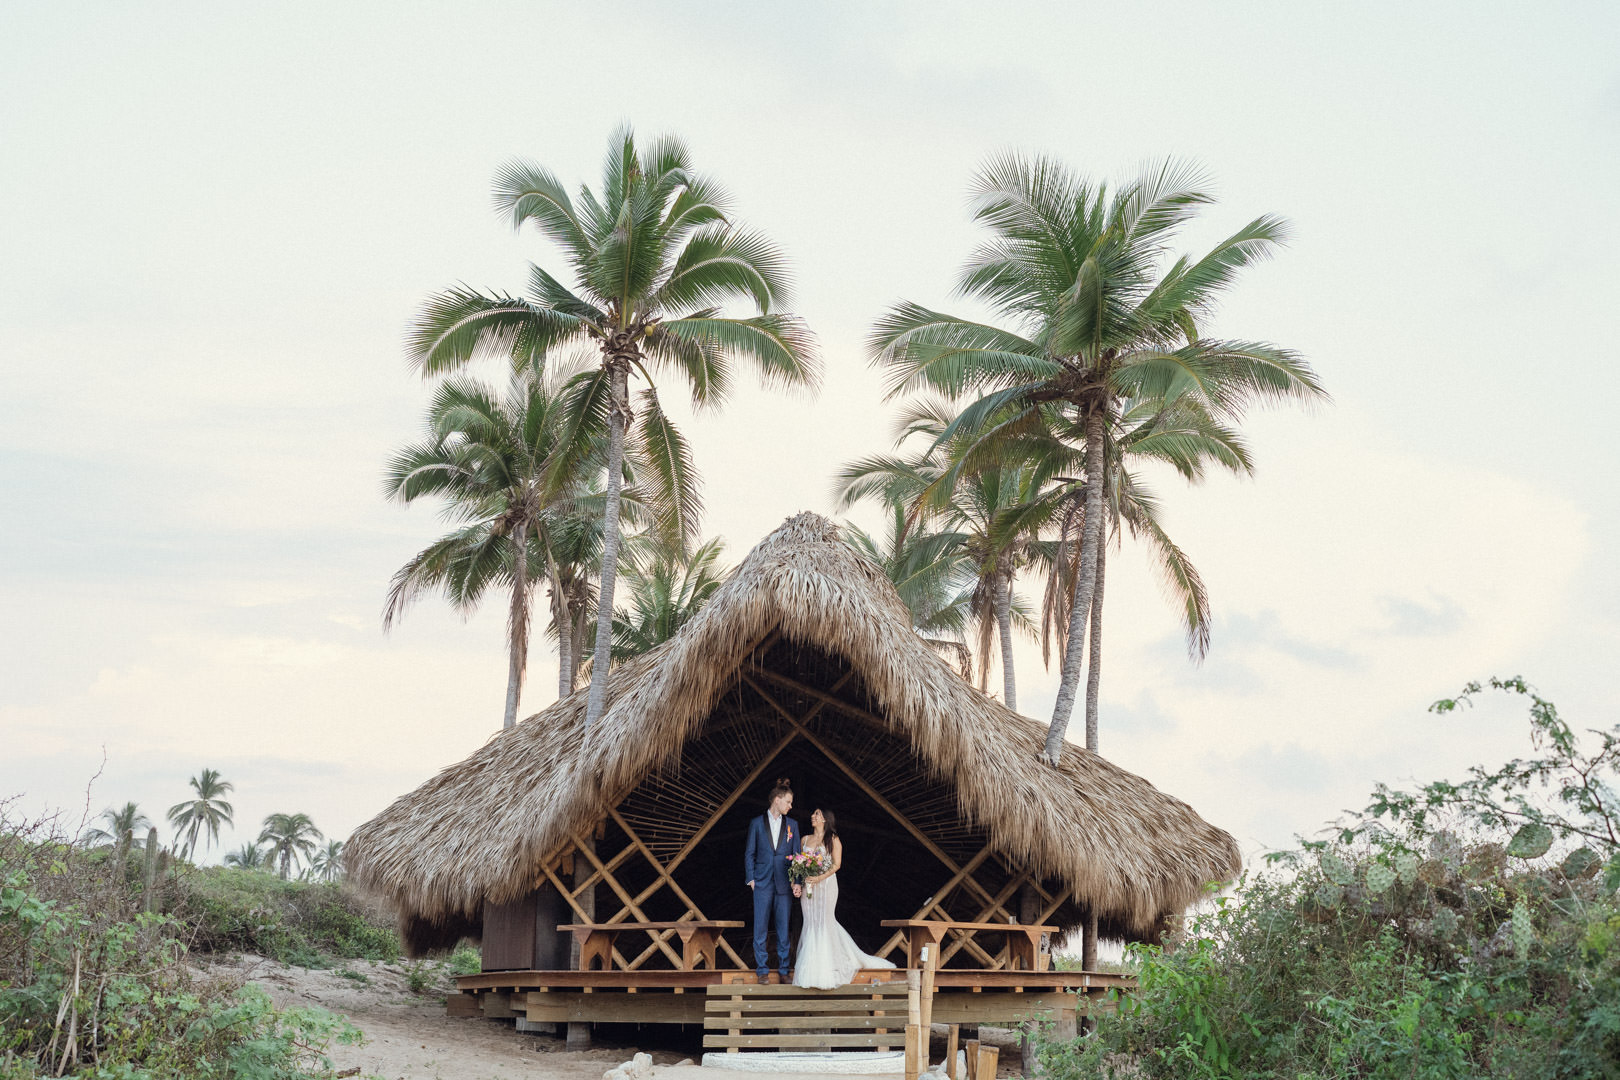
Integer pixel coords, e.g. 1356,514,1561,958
454,966,1133,994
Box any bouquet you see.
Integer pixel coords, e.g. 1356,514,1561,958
787,850,833,897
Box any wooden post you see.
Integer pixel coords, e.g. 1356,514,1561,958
566,833,595,1052
919,943,937,1047
976,1044,999,1080
905,1024,923,1080
140,829,158,913
945,1024,960,1080
964,1038,980,1080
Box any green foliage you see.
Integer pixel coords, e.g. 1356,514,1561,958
0,806,359,1078
446,944,481,977
181,867,399,966
1041,680,1620,1079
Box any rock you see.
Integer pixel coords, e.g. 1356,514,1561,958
674,1060,695,1068
633,1053,653,1075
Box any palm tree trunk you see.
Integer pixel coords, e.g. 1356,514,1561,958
1084,536,1107,754
1044,404,1106,764
585,362,630,731
570,585,587,690
503,517,532,730
549,571,572,700
994,573,1017,712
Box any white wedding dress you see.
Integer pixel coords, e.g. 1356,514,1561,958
792,844,896,989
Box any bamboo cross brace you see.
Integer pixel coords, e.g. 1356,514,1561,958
539,861,633,970
939,869,1035,967
743,673,1013,921
569,832,686,969
609,807,748,969
873,846,997,959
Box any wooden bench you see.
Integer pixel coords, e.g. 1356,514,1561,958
702,979,912,1052
881,919,1059,971
558,921,745,971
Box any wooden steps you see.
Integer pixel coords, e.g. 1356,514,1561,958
703,980,911,1052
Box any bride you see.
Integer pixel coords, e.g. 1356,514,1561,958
793,809,896,989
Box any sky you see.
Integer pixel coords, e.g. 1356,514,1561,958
2,1,1617,871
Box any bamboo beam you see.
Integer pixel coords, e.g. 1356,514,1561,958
568,833,685,969
608,807,748,970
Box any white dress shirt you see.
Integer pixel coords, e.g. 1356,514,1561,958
769,810,782,849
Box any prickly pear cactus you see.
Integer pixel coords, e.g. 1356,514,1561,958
1562,847,1601,880
1365,861,1395,895
1417,859,1449,887
1320,850,1356,886
1507,823,1555,859
1511,900,1533,959
1465,843,1507,880
1314,882,1343,909
1431,906,1459,938
1430,831,1464,867
1395,852,1420,885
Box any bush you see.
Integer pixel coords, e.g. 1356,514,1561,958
1042,679,1620,1079
178,867,399,966
0,803,360,1078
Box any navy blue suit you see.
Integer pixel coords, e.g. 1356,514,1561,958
745,813,800,977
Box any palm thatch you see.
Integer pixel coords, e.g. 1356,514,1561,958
347,512,1239,952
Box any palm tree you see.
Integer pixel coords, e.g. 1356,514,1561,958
307,840,345,884
836,398,1057,711
871,156,1325,764
84,802,152,861
385,366,602,728
604,537,727,663
407,127,819,732
842,503,978,678
542,496,604,697
224,843,268,871
167,768,235,862
258,813,323,880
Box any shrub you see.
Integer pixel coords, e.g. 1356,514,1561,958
0,803,359,1077
178,867,399,966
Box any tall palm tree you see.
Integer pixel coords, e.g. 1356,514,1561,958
835,398,1055,710
167,768,235,862
385,366,602,729
84,801,152,861
871,156,1325,764
258,813,323,880
842,504,978,678
542,497,604,697
224,843,268,871
604,537,727,663
407,127,819,732
307,840,345,884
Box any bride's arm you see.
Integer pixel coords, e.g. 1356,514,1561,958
813,837,843,884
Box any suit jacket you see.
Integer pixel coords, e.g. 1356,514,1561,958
744,813,800,890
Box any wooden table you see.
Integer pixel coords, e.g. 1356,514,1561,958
559,921,745,972
880,919,1060,971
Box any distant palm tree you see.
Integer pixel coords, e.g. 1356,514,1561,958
871,155,1325,763
258,813,323,880
224,843,268,871
603,537,726,663
843,504,977,679
407,127,819,733
307,840,345,884
167,768,235,862
385,367,603,729
84,802,152,861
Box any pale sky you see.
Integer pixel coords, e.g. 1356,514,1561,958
3,2,1617,868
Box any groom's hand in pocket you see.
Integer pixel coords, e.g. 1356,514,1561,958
747,881,754,890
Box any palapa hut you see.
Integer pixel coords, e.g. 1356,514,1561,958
347,512,1239,999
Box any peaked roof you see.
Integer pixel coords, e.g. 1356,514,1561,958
346,512,1240,940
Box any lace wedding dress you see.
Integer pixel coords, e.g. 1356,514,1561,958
792,845,896,989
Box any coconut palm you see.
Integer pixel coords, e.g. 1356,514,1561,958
407,127,819,732
224,843,268,871
166,768,235,862
84,801,152,861
308,840,345,884
258,812,323,880
385,366,607,728
542,496,604,697
871,155,1325,764
842,503,977,678
836,398,1056,710
604,537,726,663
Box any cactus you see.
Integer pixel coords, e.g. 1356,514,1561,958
1320,850,1356,886
1365,861,1395,895
1395,852,1420,885
1562,847,1601,880
1465,843,1506,880
1314,882,1343,909
1418,859,1449,887
1511,900,1533,959
1507,823,1554,859
1431,907,1459,938
1429,831,1464,867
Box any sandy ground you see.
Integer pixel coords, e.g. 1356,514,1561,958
206,956,1021,1080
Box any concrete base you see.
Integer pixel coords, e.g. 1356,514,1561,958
566,1021,592,1051
515,1017,556,1035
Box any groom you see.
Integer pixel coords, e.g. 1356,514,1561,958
744,778,802,982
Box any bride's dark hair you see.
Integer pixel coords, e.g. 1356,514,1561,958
816,809,838,839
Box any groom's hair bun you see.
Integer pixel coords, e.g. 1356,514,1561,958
767,777,792,803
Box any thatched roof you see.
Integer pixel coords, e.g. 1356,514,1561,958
347,512,1240,944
